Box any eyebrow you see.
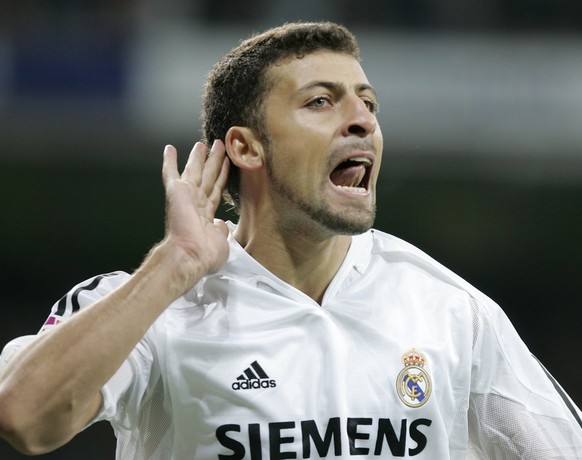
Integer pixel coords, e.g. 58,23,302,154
296,81,378,100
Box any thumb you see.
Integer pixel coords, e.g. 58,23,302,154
213,219,229,238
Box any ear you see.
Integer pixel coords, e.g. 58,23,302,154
225,126,265,170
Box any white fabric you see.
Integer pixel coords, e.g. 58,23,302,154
2,226,581,459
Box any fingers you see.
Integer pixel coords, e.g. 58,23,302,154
213,218,230,238
162,145,179,189
200,140,228,196
208,155,230,208
181,140,225,189
162,141,229,203
182,142,208,187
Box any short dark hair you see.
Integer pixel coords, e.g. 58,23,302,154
201,21,360,209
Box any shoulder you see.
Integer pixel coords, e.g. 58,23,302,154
365,228,470,286
365,228,448,266
367,228,452,268
364,228,503,315
57,271,130,309
40,271,131,332
1,272,132,363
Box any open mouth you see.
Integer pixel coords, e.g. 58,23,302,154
329,157,372,193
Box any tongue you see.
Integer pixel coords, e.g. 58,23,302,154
330,164,366,188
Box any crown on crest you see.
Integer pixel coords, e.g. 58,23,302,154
401,348,427,367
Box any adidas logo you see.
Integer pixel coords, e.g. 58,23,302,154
231,360,277,391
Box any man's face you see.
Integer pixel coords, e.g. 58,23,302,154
260,51,383,235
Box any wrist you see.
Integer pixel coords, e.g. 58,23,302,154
139,238,210,300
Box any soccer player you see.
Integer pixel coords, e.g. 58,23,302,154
0,22,581,459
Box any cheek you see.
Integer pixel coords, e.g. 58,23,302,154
265,116,333,181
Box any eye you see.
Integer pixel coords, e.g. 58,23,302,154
362,98,379,114
307,96,332,109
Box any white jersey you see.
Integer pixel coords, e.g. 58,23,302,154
2,227,581,459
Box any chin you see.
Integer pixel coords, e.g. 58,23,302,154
315,209,376,236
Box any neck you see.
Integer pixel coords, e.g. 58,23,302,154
234,216,352,304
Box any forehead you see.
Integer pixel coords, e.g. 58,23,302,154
267,51,370,94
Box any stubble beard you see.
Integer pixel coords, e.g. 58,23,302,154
264,146,376,236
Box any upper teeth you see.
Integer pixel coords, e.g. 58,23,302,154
348,157,372,165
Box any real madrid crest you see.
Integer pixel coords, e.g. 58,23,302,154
396,348,432,408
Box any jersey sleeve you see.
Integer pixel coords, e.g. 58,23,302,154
38,271,131,333
0,272,156,432
469,296,582,459
0,272,131,364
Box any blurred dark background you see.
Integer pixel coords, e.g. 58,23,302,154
1,1,581,458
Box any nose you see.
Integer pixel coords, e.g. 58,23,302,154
341,96,378,137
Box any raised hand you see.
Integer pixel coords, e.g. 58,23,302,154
161,140,231,291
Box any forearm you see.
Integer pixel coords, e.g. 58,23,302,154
0,141,230,454
0,239,205,454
